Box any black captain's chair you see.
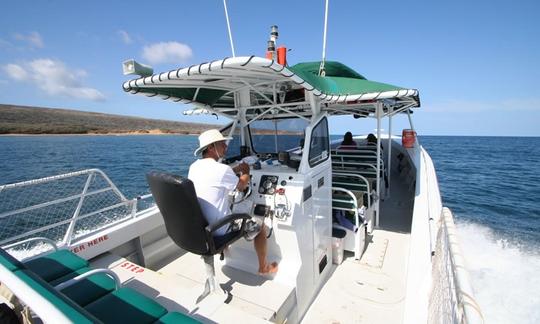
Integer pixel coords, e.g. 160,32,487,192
146,171,251,302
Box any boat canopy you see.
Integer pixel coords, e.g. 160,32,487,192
123,56,420,120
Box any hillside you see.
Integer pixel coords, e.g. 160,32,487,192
0,104,219,135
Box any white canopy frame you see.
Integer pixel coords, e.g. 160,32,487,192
124,56,420,226
123,56,420,123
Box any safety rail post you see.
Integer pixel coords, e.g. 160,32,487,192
62,172,94,246
375,102,382,228
387,106,393,198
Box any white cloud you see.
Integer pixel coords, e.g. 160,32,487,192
4,64,29,81
13,31,44,48
142,41,193,64
117,30,133,44
2,59,105,101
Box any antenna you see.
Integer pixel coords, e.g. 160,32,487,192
223,0,236,57
319,0,329,76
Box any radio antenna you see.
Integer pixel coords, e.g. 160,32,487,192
223,0,236,57
319,0,329,76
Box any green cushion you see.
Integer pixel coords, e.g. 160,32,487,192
154,312,200,324
332,190,362,209
332,181,368,192
85,287,167,323
49,267,116,307
14,269,98,323
0,248,25,272
332,199,356,210
24,249,88,282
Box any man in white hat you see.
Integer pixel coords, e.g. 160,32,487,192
188,129,278,275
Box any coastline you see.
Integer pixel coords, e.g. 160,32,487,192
0,132,199,137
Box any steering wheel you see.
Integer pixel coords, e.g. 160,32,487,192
231,184,252,204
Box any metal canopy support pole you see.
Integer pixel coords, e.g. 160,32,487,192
387,106,393,198
227,119,239,145
406,109,415,131
375,102,382,229
237,89,251,147
308,92,320,121
274,120,279,152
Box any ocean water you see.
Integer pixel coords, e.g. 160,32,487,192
421,136,540,324
1,134,539,323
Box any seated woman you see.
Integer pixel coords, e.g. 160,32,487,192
366,133,377,146
337,131,358,150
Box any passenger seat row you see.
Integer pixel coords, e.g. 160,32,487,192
0,247,199,323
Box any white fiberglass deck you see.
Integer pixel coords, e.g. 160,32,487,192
159,252,295,322
88,148,415,324
303,155,415,323
303,230,410,323
90,249,295,323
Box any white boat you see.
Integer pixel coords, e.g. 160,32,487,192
0,28,483,324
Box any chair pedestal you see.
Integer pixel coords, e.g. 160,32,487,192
196,255,227,304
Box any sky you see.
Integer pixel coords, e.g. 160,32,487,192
1,0,539,136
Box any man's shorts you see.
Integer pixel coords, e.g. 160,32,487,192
243,217,263,241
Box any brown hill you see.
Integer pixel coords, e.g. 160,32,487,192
0,104,220,135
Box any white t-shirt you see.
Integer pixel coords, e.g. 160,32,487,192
188,158,239,236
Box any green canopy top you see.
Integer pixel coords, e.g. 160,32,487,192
288,61,406,96
123,56,419,120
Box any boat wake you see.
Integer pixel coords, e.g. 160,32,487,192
456,222,540,324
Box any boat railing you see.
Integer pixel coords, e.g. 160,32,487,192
0,169,153,256
429,207,484,324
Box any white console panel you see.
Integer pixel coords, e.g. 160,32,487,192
226,160,332,321
227,162,307,285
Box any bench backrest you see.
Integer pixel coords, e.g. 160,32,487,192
0,248,99,323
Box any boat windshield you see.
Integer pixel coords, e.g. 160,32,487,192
250,119,309,154
220,124,242,159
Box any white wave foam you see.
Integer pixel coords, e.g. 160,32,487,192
456,222,540,324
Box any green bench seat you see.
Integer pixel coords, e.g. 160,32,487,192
1,247,200,323
85,287,168,323
24,249,88,282
49,266,117,307
0,248,25,271
332,194,358,210
13,269,100,323
155,311,201,323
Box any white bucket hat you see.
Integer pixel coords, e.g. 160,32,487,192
194,129,232,156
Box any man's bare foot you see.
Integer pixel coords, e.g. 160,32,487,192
258,261,279,275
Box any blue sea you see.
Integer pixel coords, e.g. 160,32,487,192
1,135,539,323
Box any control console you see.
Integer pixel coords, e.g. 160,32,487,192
258,175,279,195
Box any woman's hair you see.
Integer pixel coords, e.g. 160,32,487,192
341,132,354,145
367,133,377,144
